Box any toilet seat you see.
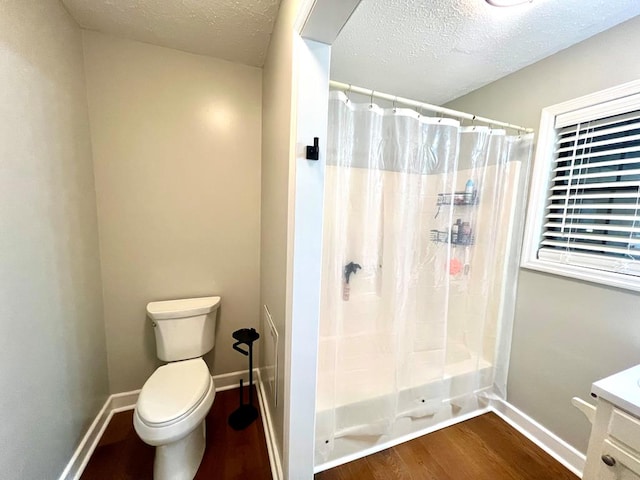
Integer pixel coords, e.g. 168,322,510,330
134,358,216,446
137,358,211,427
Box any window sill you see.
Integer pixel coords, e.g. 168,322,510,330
520,258,640,293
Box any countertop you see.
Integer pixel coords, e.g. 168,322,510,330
592,364,640,418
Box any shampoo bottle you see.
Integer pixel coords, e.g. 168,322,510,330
465,179,474,202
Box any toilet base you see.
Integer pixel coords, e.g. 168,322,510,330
154,421,206,480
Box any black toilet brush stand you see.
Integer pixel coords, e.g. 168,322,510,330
228,327,260,431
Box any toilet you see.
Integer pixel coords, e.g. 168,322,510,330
134,296,221,480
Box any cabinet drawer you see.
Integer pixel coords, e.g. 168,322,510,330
600,439,640,477
609,409,640,453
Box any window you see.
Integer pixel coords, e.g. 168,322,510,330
522,80,640,291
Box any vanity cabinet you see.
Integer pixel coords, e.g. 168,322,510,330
583,400,640,479
581,365,640,480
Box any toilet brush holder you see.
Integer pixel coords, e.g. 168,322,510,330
228,327,260,431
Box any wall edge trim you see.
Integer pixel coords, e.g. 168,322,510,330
313,400,584,476
313,408,491,474
59,390,583,479
490,399,586,477
256,368,284,480
57,394,112,480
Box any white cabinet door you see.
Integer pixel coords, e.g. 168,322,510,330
594,462,640,480
594,440,640,480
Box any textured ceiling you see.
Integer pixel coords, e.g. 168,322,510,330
331,0,640,105
62,0,281,67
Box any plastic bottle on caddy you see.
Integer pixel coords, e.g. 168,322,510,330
465,179,475,203
451,218,461,244
460,222,471,245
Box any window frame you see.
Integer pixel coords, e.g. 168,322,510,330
521,79,640,292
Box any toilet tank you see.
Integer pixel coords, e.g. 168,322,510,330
146,296,221,362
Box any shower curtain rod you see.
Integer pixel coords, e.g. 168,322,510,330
329,80,534,133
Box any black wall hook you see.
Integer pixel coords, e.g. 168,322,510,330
344,262,361,284
306,137,319,161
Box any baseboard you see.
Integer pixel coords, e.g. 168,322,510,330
314,408,491,474
57,395,112,480
109,389,140,411
212,368,258,392
313,400,585,477
59,368,261,480
489,399,586,477
61,379,582,480
255,368,284,480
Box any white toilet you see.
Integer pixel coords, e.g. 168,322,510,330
134,296,221,480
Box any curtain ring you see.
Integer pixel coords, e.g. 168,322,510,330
370,89,375,109
345,84,352,103
472,115,477,131
393,97,397,113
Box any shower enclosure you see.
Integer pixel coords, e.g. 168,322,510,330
315,90,534,467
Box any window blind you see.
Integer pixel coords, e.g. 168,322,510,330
539,109,640,276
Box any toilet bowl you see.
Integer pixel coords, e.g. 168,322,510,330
134,296,221,480
134,358,216,480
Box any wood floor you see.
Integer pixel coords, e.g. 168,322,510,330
82,393,577,480
315,412,579,480
80,387,272,480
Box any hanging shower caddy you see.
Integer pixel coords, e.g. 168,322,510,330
436,190,478,206
431,185,478,246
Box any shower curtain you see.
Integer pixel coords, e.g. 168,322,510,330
316,91,534,461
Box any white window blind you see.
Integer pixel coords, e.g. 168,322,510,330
538,109,640,277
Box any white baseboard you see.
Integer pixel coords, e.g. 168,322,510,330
59,368,262,480
313,408,491,474
313,400,584,477
109,389,140,411
212,368,258,392
489,399,586,478
256,368,284,480
60,380,583,480
57,395,113,480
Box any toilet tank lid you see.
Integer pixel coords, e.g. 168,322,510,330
147,296,221,320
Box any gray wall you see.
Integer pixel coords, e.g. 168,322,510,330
446,15,640,453
82,31,263,393
0,1,109,478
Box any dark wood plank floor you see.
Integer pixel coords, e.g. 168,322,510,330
315,413,579,480
83,396,577,480
81,387,272,480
